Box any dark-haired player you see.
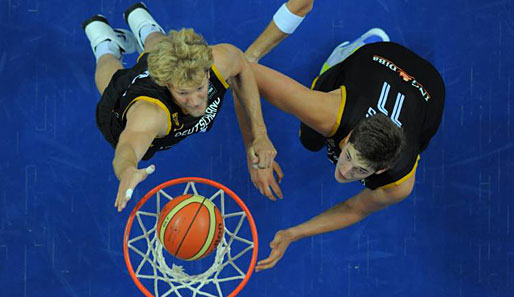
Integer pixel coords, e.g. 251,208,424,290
243,28,445,271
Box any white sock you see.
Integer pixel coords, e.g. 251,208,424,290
94,39,121,62
139,24,162,47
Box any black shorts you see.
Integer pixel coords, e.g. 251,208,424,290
95,68,134,150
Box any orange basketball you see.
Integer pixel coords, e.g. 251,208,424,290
156,193,224,261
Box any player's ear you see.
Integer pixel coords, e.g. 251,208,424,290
375,168,388,175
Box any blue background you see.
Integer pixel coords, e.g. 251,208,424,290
1,0,513,296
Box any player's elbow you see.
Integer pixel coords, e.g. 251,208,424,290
288,0,314,16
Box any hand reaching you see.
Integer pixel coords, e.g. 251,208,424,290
114,164,155,212
247,134,277,170
255,229,294,272
248,160,284,201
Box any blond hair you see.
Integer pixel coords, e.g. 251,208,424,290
148,28,213,88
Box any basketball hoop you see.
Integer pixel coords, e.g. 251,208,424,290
123,177,258,297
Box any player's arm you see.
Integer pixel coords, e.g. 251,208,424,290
112,101,168,212
250,62,340,137
245,0,314,62
212,43,276,169
290,174,415,239
255,172,415,271
233,92,284,201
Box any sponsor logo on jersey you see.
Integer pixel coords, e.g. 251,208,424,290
208,81,217,99
372,55,431,102
172,112,184,131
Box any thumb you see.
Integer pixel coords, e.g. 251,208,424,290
145,164,155,175
125,188,134,200
248,148,259,167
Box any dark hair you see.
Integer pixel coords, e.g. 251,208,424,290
348,113,406,171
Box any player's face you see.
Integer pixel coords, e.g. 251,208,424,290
169,73,210,117
334,143,375,183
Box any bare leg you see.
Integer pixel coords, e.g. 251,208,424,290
143,31,166,52
95,54,123,95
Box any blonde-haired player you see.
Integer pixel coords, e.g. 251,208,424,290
83,2,276,212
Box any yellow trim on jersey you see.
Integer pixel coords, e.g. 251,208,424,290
327,85,347,137
379,155,421,189
310,76,320,90
137,52,147,63
211,64,229,89
122,96,172,136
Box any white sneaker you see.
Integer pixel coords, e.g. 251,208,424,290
320,28,390,75
82,14,139,56
123,2,165,50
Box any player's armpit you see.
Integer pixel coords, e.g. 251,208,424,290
353,172,415,215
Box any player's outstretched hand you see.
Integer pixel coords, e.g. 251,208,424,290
248,134,277,170
114,165,155,212
248,160,284,201
255,229,294,272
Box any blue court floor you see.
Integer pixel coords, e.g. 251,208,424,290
1,0,513,296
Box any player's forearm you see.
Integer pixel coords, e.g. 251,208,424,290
112,142,139,180
245,22,287,63
231,60,268,139
288,196,371,242
245,0,313,62
232,91,254,150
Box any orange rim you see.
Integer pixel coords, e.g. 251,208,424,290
123,177,259,297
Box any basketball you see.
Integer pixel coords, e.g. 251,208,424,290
156,193,224,261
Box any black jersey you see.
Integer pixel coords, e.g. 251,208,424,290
96,53,229,160
312,42,445,190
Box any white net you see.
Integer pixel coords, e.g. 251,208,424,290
125,181,256,297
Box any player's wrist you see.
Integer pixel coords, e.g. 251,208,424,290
282,227,301,242
244,48,260,63
251,128,269,140
116,165,138,180
273,3,305,34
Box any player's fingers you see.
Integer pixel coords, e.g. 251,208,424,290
120,173,143,211
258,183,275,201
119,188,134,212
115,183,127,208
273,162,284,183
262,184,276,201
145,164,155,175
256,256,275,267
269,179,283,199
255,256,278,271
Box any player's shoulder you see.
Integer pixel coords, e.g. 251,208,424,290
125,99,170,135
211,43,244,80
126,99,168,121
211,43,241,55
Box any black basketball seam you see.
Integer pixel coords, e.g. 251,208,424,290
174,196,209,257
